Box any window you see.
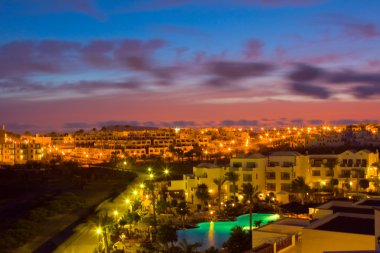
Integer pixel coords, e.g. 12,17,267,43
281,183,291,192
243,174,252,182
232,162,242,168
312,160,322,167
267,183,276,191
283,162,294,167
268,162,279,167
281,172,290,180
312,170,321,176
246,162,256,168
266,172,276,180
340,170,351,178
361,159,367,167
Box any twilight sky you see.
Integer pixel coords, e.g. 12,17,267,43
1,0,380,132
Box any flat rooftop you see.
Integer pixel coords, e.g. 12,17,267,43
329,206,374,215
357,199,380,207
314,216,374,235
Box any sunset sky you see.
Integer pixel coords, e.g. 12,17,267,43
1,0,380,132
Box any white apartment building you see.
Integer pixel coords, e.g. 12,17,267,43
169,150,379,206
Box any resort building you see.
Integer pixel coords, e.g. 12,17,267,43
169,150,379,207
251,199,380,253
265,151,309,195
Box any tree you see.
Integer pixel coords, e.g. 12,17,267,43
225,171,239,203
291,177,310,205
254,220,263,228
119,216,127,230
372,162,380,192
213,177,227,215
330,178,339,196
195,184,210,210
176,201,190,229
326,159,339,177
124,211,140,231
352,168,364,193
177,239,202,253
359,179,370,191
222,226,251,253
204,246,219,253
156,224,178,252
146,181,157,232
241,183,259,235
97,213,114,253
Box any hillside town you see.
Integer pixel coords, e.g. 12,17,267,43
1,123,380,166
2,123,380,253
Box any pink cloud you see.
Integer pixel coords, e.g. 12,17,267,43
244,39,263,60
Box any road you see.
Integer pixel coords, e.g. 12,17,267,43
53,170,147,253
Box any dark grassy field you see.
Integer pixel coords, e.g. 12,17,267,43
0,163,137,252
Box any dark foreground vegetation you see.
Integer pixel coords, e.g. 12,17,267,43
0,162,136,253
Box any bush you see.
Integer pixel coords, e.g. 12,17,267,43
29,207,49,222
0,234,19,252
47,192,83,215
14,219,41,234
4,228,34,246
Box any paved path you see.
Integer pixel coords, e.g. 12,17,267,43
53,170,147,253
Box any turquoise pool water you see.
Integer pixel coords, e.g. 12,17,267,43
177,213,280,249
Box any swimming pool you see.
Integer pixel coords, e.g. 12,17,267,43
177,213,280,249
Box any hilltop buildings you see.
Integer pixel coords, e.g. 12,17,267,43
1,123,380,166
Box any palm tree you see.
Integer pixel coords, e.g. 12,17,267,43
97,213,114,253
177,239,202,253
225,171,239,203
119,216,127,231
359,179,370,191
351,168,363,193
213,177,227,215
176,201,190,229
372,162,380,192
326,159,339,177
254,219,263,228
222,226,251,253
291,177,310,205
241,183,259,235
146,181,157,232
156,223,178,252
330,178,339,196
195,184,210,211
